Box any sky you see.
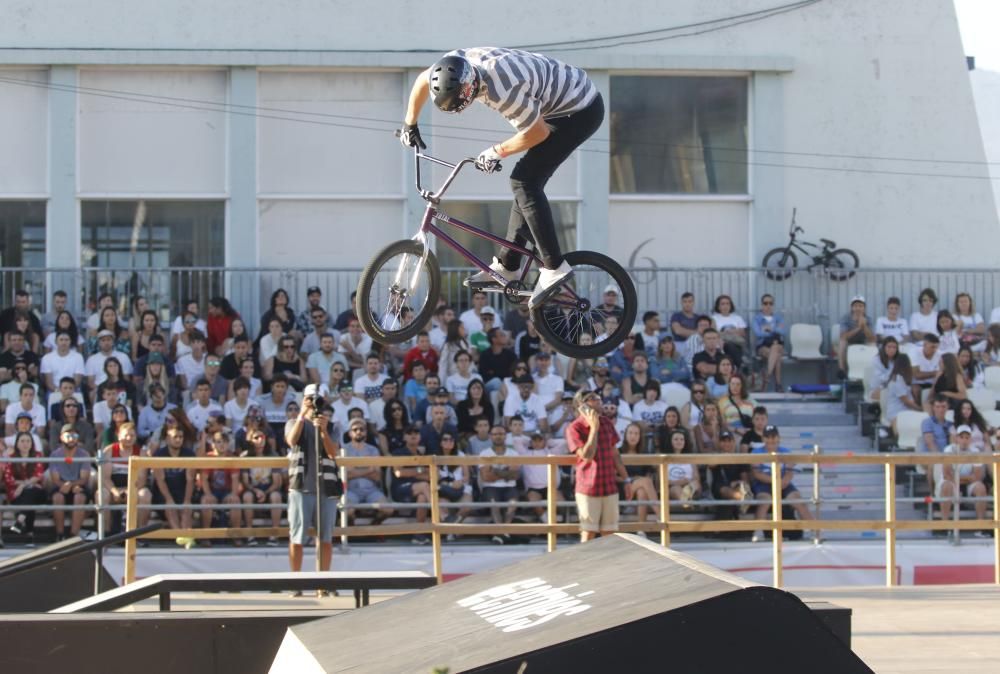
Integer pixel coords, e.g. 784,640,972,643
954,0,1000,71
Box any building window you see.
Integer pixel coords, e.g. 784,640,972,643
0,201,46,306
610,76,748,194
81,200,225,316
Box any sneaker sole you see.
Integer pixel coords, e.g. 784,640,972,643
528,271,575,310
463,278,504,289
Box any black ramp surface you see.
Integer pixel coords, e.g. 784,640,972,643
0,539,117,612
271,535,872,674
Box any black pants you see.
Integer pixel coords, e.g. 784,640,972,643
499,93,605,271
12,486,47,533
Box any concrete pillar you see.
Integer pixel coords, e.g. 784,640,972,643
227,67,258,268
576,71,611,256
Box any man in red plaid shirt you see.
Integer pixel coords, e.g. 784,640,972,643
565,389,631,541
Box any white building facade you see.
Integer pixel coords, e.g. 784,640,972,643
0,0,995,278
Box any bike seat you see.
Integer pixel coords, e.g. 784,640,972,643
820,238,836,248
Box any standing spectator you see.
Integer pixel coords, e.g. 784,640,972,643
4,431,46,542
875,296,909,344
868,337,899,402
910,334,941,402
749,425,816,542
41,290,69,338
565,389,628,542
837,295,875,376
909,288,939,345
333,291,359,332
479,425,521,545
295,286,334,338
206,297,240,357
918,395,953,494
286,388,341,581
49,425,92,540
670,292,699,347
953,293,985,349
389,426,432,545
342,418,393,526
752,294,786,392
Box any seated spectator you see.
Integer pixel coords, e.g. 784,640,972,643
330,382,369,431
621,352,658,406
175,330,208,393
378,399,410,455
420,404,458,456
466,417,493,455
928,353,967,412
99,422,151,532
680,381,707,428
956,346,985,390
366,379,398,432
0,362,38,415
935,425,989,528
587,357,614,397
333,290,359,333
565,336,597,392
257,288,295,343
718,373,756,437
83,292,114,337
739,405,770,453
437,431,473,529
169,299,206,351
403,361,428,416
706,356,735,399
712,294,748,369
868,337,899,402
634,310,662,360
240,428,283,547
618,423,659,531
5,383,46,437
339,318,373,374
953,292,985,349
456,379,493,436
682,315,714,373
49,396,96,454
187,379,225,432
133,335,176,394
199,428,243,542
606,330,637,385
41,331,85,394
0,328,41,383
952,399,991,451
258,374,300,446
5,410,43,455
0,290,44,343
390,425,431,545
468,306,496,353
306,334,347,386
655,405,688,452
264,335,307,393
502,374,549,435
935,310,961,355
427,305,452,352
691,328,725,382
693,401,728,454
412,376,443,425
600,396,631,438
670,292,699,348
477,328,516,397
875,296,909,344
752,294,786,392
403,332,440,381
532,351,564,422
445,350,482,404
98,403,131,447
43,306,81,352
227,357,262,401
342,417,394,525
295,286,332,336
479,425,521,544
353,353,389,402
665,429,701,504
517,320,541,363
200,355,229,402
151,427,196,537
918,395,952,494
497,360,529,405
48,376,85,422
219,334,253,380
909,288,939,345
837,295,875,375
137,383,174,444
711,431,752,514
460,290,500,336
651,336,690,386
4,431,46,541
85,307,128,357
257,318,286,368
49,425,92,541
632,380,667,436
299,307,338,359
97,357,138,418
131,309,163,363
750,425,815,542
910,334,941,401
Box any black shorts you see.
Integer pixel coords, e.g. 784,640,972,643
481,486,518,503
758,335,784,349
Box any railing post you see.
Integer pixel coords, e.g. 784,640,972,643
428,457,442,584
546,463,557,552
771,456,783,588
658,462,670,548
124,457,140,585
885,462,896,587
95,456,106,595
812,444,821,544
994,459,999,585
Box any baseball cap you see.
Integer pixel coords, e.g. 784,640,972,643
719,431,734,441
480,306,495,316
850,295,866,305
763,424,780,437
307,286,322,295
601,396,618,406
148,352,165,365
16,412,32,421
303,383,320,398
434,386,450,396
956,424,973,435
536,351,551,359
603,284,619,294
562,391,574,400
97,329,114,339
338,382,353,393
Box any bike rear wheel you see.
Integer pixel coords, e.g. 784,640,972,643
530,250,637,359
826,248,859,281
356,239,441,345
761,248,798,281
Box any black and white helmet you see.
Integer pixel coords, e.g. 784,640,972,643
429,55,480,113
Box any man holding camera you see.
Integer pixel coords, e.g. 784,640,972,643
285,383,341,594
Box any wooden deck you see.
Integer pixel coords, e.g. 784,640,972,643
799,585,1000,673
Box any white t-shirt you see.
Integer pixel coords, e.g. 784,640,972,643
353,372,389,402
478,447,520,488
186,400,224,432
301,329,341,357
632,399,668,426
990,307,1000,326
910,347,942,375
41,350,86,385
223,398,252,431
85,350,134,386
875,316,909,341
668,463,696,483
955,312,984,332
5,402,46,429
534,371,566,424
339,334,373,361
332,397,370,429
92,399,133,427
43,332,86,352
908,311,938,340
446,372,483,403
459,308,503,336
176,353,207,387
712,313,747,333
520,445,564,490
170,316,206,337
428,326,447,352
502,393,548,433
939,330,960,355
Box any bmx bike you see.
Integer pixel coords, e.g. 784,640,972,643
761,208,860,281
356,139,637,359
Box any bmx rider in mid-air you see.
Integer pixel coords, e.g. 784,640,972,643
399,47,604,310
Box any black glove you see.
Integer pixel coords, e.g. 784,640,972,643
399,123,426,150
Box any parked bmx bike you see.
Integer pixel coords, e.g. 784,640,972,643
762,208,860,281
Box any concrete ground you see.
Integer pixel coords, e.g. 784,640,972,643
799,585,1000,673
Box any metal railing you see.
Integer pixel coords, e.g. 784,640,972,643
7,266,1000,350
120,452,1000,589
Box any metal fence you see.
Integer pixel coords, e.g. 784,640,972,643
6,266,1000,349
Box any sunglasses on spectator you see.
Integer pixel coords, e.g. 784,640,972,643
206,360,221,366
184,318,197,324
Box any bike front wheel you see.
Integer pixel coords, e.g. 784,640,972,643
356,239,441,345
530,250,637,359
825,248,859,281
761,248,798,281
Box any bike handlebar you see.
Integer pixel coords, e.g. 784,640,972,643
394,129,501,203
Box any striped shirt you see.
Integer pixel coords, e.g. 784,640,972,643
443,47,598,131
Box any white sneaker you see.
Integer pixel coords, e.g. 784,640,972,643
751,529,765,543
528,261,574,310
634,531,648,540
464,256,516,289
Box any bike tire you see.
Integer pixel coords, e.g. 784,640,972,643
761,248,798,281
530,250,637,359
356,239,441,345
826,248,860,281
